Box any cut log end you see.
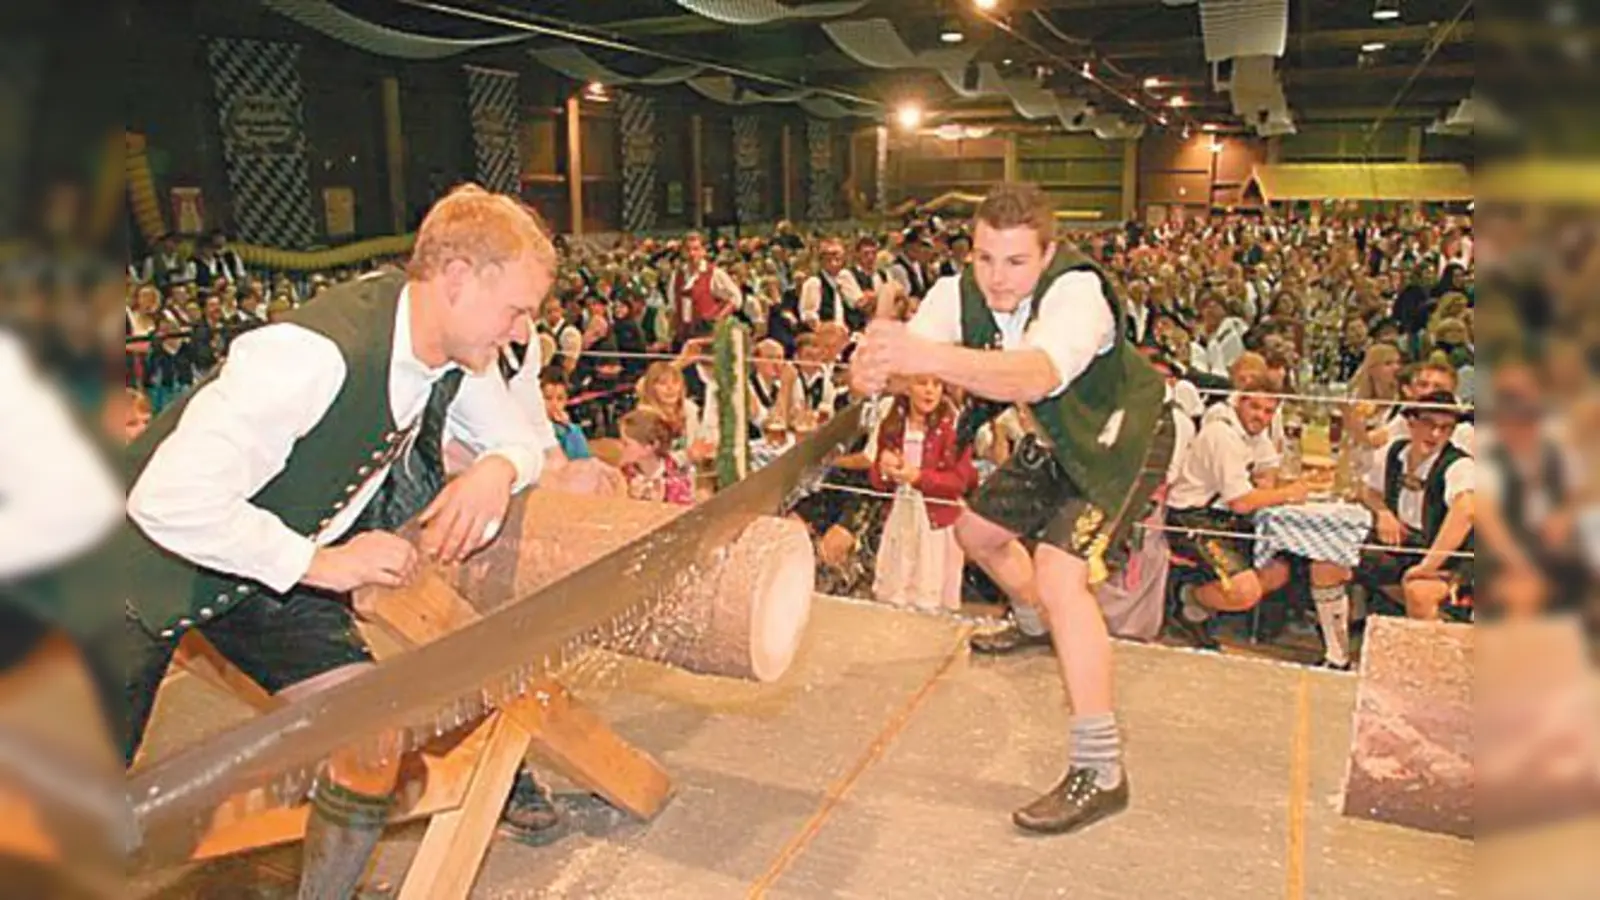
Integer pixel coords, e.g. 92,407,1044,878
744,518,816,682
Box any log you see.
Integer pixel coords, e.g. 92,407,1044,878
429,491,815,683
1341,616,1473,837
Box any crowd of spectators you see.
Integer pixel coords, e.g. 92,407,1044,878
112,198,1591,667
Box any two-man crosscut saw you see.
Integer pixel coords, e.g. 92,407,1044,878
108,400,868,870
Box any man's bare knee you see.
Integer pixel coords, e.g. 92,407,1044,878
956,512,1018,562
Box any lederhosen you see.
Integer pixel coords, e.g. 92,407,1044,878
961,248,1173,581
1165,416,1264,580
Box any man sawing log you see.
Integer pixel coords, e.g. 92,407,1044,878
115,185,573,897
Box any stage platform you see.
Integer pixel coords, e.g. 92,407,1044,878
148,596,1469,899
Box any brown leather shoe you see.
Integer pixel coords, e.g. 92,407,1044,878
969,621,1053,655
1012,767,1130,835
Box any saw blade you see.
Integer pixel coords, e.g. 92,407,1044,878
124,400,869,870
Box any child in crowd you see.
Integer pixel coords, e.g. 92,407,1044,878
539,370,591,461
618,406,695,506
870,376,977,611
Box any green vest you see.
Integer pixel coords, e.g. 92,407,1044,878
107,272,418,637
957,245,1165,516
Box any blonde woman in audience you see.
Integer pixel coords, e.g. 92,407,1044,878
1349,342,1404,449
636,361,716,466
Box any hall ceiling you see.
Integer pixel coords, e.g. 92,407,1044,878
329,0,1476,131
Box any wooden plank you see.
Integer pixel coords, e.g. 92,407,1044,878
518,679,673,820
397,712,532,900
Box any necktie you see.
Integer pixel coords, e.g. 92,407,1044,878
355,368,465,533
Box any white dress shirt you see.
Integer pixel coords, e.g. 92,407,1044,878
799,270,864,328
0,332,124,581
907,272,1116,398
1365,438,1476,532
1168,402,1273,511
127,286,550,594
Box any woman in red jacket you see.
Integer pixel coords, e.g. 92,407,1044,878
871,375,978,610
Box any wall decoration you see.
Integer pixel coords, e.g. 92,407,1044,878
732,114,765,225
805,118,835,221
323,186,355,237
206,37,318,248
465,66,521,195
170,187,206,235
618,90,661,233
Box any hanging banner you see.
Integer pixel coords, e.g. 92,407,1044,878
732,114,764,225
323,186,355,237
0,37,40,238
805,118,835,222
618,90,660,233
170,187,206,235
465,66,521,195
206,37,318,249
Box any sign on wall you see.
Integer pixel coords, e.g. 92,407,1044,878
206,37,318,248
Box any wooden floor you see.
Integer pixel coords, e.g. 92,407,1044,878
132,595,1475,899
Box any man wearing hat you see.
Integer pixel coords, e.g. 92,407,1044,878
1359,389,1477,620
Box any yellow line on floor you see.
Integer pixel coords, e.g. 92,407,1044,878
746,627,971,899
1286,670,1312,900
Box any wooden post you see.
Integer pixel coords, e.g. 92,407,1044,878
566,93,584,237
780,124,793,221
1003,132,1019,183
1120,136,1138,222
691,114,705,228
1405,125,1423,162
1267,135,1283,164
381,76,407,234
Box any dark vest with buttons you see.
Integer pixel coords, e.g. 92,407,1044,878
1382,439,1474,548
116,272,418,636
816,275,840,328
957,244,1165,516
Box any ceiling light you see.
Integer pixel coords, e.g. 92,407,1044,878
940,28,965,44
1168,95,1187,107
1181,124,1192,138
974,0,999,10
896,103,924,130
1361,41,1387,52
1144,76,1161,88
1201,122,1218,131
1372,0,1401,20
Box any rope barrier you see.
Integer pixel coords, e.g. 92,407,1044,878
811,480,1475,560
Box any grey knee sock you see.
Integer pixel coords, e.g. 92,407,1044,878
1179,584,1212,623
1069,712,1123,789
1013,603,1048,637
298,778,394,900
1312,584,1351,666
